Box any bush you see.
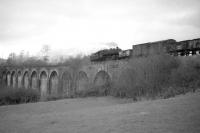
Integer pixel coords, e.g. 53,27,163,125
76,84,110,97
111,54,177,98
0,87,40,105
111,54,200,100
171,56,200,88
46,94,62,101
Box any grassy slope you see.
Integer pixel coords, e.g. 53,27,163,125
0,92,200,133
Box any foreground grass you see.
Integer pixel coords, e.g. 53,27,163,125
0,91,200,133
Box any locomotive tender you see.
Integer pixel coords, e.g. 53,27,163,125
90,38,200,62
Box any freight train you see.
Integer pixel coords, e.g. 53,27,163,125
170,38,200,56
90,38,200,62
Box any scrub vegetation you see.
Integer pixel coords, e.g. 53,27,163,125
110,54,200,100
0,86,40,105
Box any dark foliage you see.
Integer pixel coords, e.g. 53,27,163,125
111,54,200,100
0,87,40,105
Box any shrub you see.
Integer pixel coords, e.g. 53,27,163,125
170,56,200,88
46,94,62,101
111,54,200,100
76,84,111,97
0,87,40,105
46,93,73,101
111,54,178,99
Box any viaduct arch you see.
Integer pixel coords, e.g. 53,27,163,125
49,71,59,95
31,70,38,90
61,71,72,96
17,70,22,88
23,70,29,89
6,71,11,87
40,70,48,97
94,70,111,89
77,71,89,91
11,71,16,88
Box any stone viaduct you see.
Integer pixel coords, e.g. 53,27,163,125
1,38,200,98
0,60,129,98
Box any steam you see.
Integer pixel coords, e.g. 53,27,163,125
104,42,118,48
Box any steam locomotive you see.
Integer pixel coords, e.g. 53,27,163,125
90,47,132,62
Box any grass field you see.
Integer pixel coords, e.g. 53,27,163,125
0,91,200,133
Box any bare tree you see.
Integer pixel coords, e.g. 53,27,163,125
40,44,51,63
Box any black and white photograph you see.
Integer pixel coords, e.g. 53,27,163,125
0,0,200,133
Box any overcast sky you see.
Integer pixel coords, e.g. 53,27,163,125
0,0,200,58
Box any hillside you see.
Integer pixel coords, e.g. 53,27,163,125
0,92,200,133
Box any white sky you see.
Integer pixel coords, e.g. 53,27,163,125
0,0,200,59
